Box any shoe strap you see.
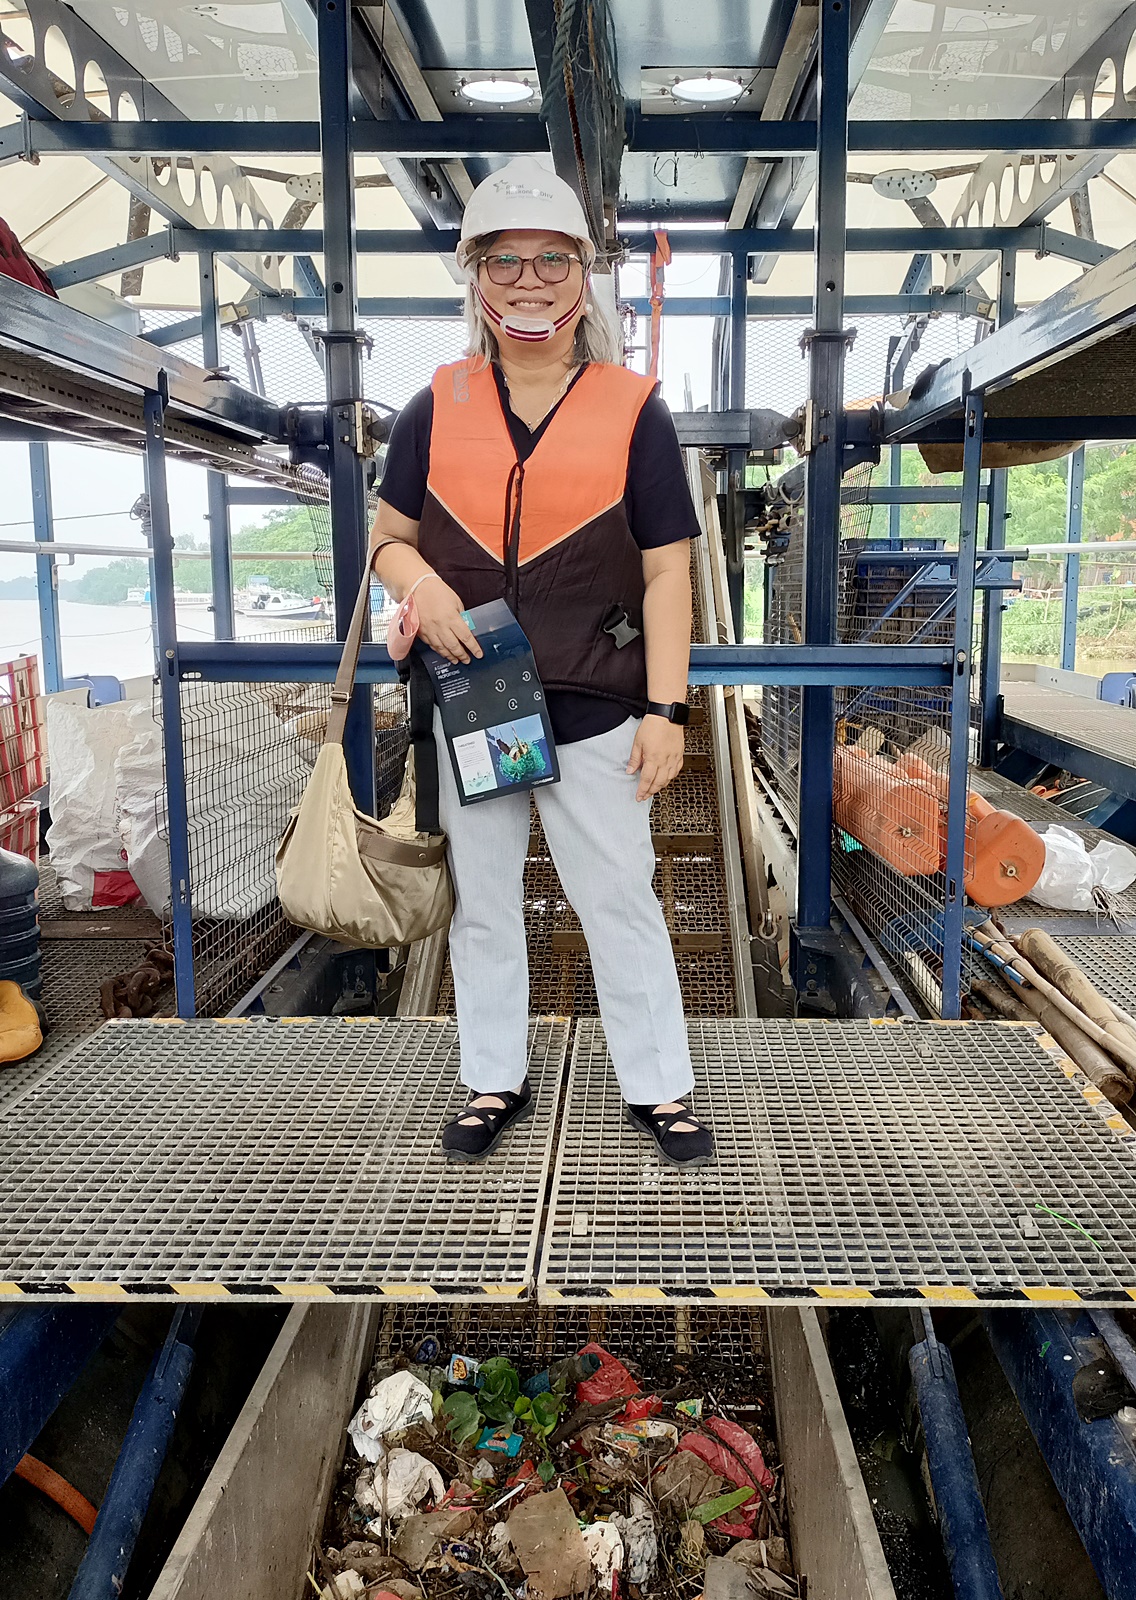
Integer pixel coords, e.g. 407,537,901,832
454,1086,528,1128
646,1104,703,1136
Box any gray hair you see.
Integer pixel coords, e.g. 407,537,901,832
461,235,622,370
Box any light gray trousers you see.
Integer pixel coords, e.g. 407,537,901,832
436,713,694,1104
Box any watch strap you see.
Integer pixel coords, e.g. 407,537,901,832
645,700,690,725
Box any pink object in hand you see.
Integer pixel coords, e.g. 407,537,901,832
386,592,420,661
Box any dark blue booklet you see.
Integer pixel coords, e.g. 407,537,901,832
417,599,560,806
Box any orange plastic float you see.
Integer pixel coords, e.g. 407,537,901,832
834,744,1046,905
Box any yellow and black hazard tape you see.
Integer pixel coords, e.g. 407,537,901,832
538,1284,1136,1304
0,1281,530,1301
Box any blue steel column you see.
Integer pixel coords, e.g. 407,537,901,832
887,444,901,544
1061,445,1085,672
941,389,984,1020
199,252,235,640
28,443,62,692
794,0,849,946
318,0,374,810
725,250,748,640
145,384,196,1017
978,251,1015,765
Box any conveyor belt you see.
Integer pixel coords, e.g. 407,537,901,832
1000,682,1136,803
0,1016,566,1299
539,1019,1136,1306
0,275,291,480
3,1016,1134,1305
970,768,1136,933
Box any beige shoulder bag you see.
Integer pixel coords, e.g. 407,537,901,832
275,569,453,947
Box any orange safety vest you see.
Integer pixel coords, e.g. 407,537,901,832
419,359,657,710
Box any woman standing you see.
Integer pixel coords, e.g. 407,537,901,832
369,157,712,1169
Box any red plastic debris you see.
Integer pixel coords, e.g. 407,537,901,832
622,1394,663,1421
575,1344,640,1407
676,1417,774,1537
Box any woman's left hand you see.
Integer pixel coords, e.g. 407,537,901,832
626,717,685,802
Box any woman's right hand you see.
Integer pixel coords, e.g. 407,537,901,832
414,575,483,664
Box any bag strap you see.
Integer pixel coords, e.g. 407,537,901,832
325,566,375,747
323,565,442,835
403,651,441,835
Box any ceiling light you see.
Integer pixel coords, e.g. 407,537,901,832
670,74,746,104
460,78,535,105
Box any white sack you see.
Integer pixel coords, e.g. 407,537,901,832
45,700,140,909
1030,827,1096,911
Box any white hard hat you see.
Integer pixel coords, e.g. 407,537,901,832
457,157,595,271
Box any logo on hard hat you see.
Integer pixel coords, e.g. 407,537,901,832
494,180,555,202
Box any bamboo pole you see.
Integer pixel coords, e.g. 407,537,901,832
972,923,1136,1082
1015,928,1136,1059
971,976,1032,1022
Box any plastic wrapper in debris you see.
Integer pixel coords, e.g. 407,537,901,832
355,1449,445,1525
522,1350,602,1398
477,1425,523,1455
348,1373,434,1462
678,1417,774,1537
602,1418,679,1457
447,1353,479,1385
581,1520,624,1588
507,1488,592,1598
575,1343,641,1406
324,1544,411,1588
676,1397,703,1422
611,1493,658,1588
471,1458,496,1482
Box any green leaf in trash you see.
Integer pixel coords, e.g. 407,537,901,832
537,1458,556,1484
527,1389,567,1441
691,1486,755,1524
479,1357,521,1422
441,1389,484,1446
513,1395,532,1418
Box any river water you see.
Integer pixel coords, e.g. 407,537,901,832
0,598,326,681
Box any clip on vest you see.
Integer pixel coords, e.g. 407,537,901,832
602,604,642,649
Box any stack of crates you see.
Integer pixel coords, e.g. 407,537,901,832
0,656,46,863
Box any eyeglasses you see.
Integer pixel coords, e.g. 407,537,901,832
481,250,582,286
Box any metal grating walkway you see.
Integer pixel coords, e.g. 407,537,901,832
539,1019,1136,1306
0,1017,566,1299
1055,936,1136,1016
1000,683,1136,801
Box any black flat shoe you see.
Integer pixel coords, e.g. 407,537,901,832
626,1101,714,1167
441,1080,533,1162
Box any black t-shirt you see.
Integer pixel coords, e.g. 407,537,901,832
378,363,701,744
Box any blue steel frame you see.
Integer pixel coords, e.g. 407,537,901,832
978,251,1015,767
28,441,62,694
793,0,848,970
941,390,985,1019
1062,445,1086,672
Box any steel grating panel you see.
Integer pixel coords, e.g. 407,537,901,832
539,1019,1136,1306
1055,936,1136,1015
0,938,175,1109
1001,683,1136,770
0,1017,568,1300
970,769,1136,931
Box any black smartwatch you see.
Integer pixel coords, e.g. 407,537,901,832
645,700,690,725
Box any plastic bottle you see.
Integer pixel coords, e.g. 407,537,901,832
521,1350,602,1398
0,845,40,999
